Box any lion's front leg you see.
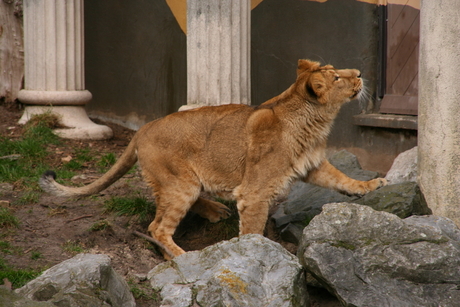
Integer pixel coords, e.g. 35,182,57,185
305,160,387,196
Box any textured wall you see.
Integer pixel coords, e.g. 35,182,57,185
84,1,187,130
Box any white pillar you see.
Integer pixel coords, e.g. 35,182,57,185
18,0,112,140
418,0,460,226
181,0,251,110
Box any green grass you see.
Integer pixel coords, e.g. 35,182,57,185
89,220,111,232
0,241,14,254
17,191,41,205
128,278,160,302
0,258,42,289
97,152,117,172
104,195,156,224
62,240,86,254
30,251,43,260
62,148,96,171
0,208,19,228
0,118,60,190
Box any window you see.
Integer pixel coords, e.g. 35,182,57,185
379,2,420,116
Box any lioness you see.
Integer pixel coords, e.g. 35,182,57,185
40,59,386,258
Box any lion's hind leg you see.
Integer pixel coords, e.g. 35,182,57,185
147,180,201,259
190,197,232,223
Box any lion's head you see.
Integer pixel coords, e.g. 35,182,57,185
296,59,364,105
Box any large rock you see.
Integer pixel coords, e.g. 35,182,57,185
272,150,379,244
0,286,55,307
328,150,380,181
15,253,135,307
385,146,418,184
148,234,309,307
298,203,460,306
354,181,432,218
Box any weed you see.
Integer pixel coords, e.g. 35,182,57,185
55,169,76,181
0,258,42,289
0,208,19,228
17,191,40,205
0,117,60,189
23,112,62,131
0,241,13,254
31,251,43,260
104,195,155,224
89,220,110,231
62,240,86,255
97,152,116,172
48,206,67,216
62,148,95,171
74,148,93,162
62,159,84,171
128,278,160,302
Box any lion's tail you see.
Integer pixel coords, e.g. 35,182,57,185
39,138,138,197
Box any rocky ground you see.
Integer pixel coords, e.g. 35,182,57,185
0,102,341,306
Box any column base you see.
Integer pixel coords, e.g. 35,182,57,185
178,104,207,112
18,106,113,140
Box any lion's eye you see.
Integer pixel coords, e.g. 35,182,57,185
334,75,340,81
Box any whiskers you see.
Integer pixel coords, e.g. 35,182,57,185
357,79,371,103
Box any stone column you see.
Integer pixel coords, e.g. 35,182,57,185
181,0,250,110
18,0,112,140
418,0,460,226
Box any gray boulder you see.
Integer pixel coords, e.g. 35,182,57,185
0,286,55,307
148,234,309,307
15,253,135,307
385,146,418,184
354,181,432,218
298,203,460,307
273,150,379,244
328,149,380,181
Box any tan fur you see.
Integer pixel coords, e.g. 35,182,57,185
40,59,387,258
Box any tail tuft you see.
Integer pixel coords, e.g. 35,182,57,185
39,170,62,196
43,170,57,180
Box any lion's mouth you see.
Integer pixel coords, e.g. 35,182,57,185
350,90,360,99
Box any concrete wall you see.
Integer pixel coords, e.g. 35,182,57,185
84,1,187,130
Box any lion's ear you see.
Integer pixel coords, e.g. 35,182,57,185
307,75,328,104
297,59,321,76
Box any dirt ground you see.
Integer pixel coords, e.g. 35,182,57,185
0,102,341,306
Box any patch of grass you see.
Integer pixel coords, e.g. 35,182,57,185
62,159,84,171
74,148,93,163
97,152,117,172
104,195,156,224
89,220,111,232
0,208,19,228
62,240,86,255
23,112,62,131
62,148,95,171
0,258,42,289
55,169,76,181
128,279,160,302
17,190,40,205
30,251,43,260
0,116,60,189
0,241,14,254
